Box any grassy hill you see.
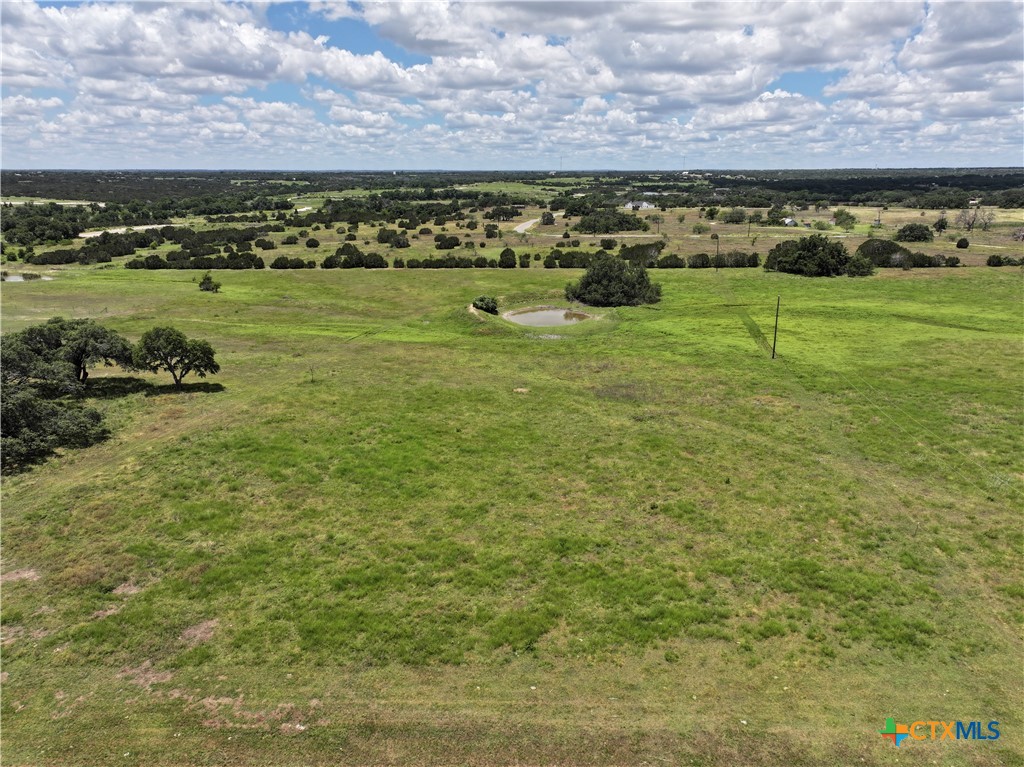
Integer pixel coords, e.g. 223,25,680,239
2,265,1021,765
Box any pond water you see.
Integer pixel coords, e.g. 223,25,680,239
505,308,590,327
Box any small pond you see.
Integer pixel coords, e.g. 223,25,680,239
505,308,590,327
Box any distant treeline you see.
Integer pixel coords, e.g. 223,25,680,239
4,169,1021,223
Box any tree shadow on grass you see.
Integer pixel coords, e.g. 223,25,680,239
84,376,154,400
144,381,225,396
84,377,225,399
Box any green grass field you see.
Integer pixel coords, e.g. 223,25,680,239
2,264,1022,765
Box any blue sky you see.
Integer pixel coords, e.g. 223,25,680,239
2,0,1022,169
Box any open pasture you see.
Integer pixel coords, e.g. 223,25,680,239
1,263,1022,766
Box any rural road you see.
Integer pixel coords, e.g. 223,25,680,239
513,211,563,233
512,211,661,238
79,224,167,238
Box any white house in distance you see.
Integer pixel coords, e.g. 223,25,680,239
623,200,657,210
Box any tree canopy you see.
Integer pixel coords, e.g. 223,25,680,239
0,319,133,472
764,234,853,277
133,327,220,389
565,253,661,306
893,223,934,242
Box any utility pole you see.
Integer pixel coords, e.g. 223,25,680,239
771,296,781,359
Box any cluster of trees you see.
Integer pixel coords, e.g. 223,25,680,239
565,254,661,307
540,248,759,270
26,229,155,265
270,256,316,269
434,234,462,250
127,252,265,270
2,320,218,471
322,245,387,269
0,201,169,246
893,223,934,242
402,256,498,269
376,228,410,248
765,235,872,277
986,255,1023,267
855,239,961,269
574,210,649,234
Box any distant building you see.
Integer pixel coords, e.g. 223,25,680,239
783,218,799,227
624,200,656,210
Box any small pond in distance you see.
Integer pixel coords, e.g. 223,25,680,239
505,308,590,327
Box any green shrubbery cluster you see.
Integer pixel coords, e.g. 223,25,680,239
472,296,499,314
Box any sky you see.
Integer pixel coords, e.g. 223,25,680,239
1,0,1022,170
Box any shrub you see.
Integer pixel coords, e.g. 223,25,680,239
692,223,710,234
305,238,320,248
688,253,711,268
565,254,661,306
282,235,298,245
198,272,221,292
956,238,969,249
600,238,617,250
472,296,498,315
944,256,961,267
498,248,517,268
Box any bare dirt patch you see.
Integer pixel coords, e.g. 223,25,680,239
118,661,174,690
513,387,529,394
91,605,122,619
180,618,219,647
188,695,318,733
113,581,143,595
2,626,27,646
2,569,40,583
